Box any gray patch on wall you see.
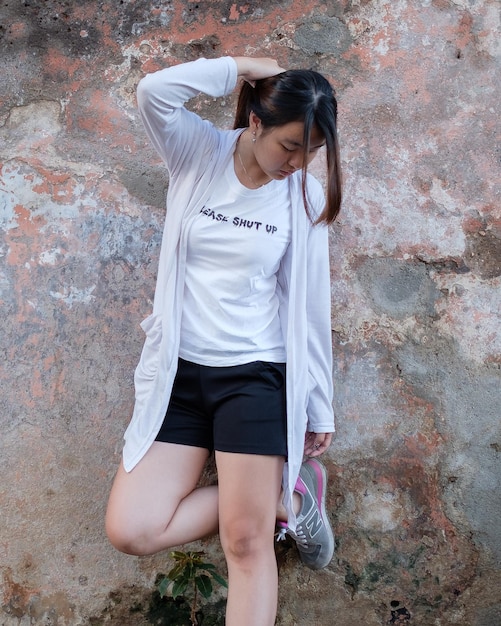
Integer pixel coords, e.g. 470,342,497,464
294,16,353,55
356,257,440,319
395,336,501,566
116,164,169,210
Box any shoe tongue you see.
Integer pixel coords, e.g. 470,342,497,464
294,481,307,496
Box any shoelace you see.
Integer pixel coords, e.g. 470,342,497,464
275,527,287,542
294,527,308,546
275,525,309,546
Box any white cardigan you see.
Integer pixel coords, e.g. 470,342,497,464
122,57,334,529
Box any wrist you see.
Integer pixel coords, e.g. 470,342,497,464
232,56,252,80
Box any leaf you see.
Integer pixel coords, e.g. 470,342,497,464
157,576,170,598
171,550,189,561
166,562,186,581
195,575,213,600
209,571,228,588
199,563,217,572
171,576,189,599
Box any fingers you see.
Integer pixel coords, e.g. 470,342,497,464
304,432,333,457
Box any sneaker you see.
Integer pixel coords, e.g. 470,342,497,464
276,458,334,570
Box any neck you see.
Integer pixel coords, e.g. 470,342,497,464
235,130,271,189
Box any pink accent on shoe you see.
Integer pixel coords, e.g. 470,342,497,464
294,477,307,495
305,458,324,503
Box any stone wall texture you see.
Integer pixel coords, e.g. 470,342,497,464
1,1,500,624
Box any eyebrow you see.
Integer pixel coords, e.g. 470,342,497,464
284,139,325,149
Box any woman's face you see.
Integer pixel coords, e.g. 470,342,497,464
252,116,325,181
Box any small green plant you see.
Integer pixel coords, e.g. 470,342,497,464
157,550,228,626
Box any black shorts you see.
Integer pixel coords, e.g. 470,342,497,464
155,358,287,456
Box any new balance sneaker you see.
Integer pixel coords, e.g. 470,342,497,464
276,458,334,570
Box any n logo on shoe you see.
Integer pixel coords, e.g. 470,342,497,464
306,510,323,538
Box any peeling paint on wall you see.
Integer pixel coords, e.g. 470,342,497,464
1,0,500,624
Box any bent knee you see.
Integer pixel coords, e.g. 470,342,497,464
105,521,142,555
105,513,159,556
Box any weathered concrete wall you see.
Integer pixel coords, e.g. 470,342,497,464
1,1,499,624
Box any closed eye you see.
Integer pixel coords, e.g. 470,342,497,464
282,143,324,154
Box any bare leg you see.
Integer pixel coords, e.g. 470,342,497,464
276,491,301,522
216,451,285,626
105,441,218,555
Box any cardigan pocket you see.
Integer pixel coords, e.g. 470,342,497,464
134,314,163,400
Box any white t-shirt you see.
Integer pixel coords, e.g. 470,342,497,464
179,157,292,366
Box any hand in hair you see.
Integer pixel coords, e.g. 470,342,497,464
233,56,285,87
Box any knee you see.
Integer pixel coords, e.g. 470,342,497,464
105,519,138,555
221,519,271,564
105,511,154,556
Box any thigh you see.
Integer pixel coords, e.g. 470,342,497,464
106,441,210,541
216,451,284,539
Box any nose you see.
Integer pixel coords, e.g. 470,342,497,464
287,151,304,170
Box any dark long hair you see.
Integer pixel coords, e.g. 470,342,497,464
233,70,342,224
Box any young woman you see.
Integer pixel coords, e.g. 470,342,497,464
106,55,341,626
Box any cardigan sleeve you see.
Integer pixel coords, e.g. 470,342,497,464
304,182,335,433
136,57,238,178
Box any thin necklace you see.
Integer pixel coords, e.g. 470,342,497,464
237,142,262,188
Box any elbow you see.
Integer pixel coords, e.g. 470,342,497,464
136,73,154,108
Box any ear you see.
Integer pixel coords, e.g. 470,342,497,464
248,111,262,132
